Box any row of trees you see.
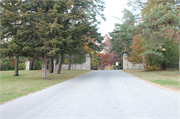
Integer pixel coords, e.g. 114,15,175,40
1,0,105,78
109,0,179,71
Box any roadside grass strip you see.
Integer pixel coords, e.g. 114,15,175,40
122,69,180,91
0,70,90,104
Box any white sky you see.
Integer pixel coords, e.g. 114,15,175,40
98,0,131,36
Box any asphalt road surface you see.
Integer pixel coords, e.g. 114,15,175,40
0,70,179,119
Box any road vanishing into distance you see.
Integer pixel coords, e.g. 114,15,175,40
0,70,179,119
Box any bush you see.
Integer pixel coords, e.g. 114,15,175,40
33,59,42,70
0,58,15,70
19,62,25,70
160,40,179,70
0,57,42,71
148,64,161,71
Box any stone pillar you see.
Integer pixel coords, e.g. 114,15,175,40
123,53,128,69
86,54,91,70
25,60,31,70
53,59,57,70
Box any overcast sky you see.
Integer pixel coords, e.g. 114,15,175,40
98,0,131,36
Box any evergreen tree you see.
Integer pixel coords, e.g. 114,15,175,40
1,1,33,76
137,3,178,67
1,0,105,78
54,0,105,73
109,9,135,59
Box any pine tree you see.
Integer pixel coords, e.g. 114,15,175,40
1,1,32,76
1,0,105,78
109,9,135,59
54,0,105,73
109,23,133,58
138,3,178,54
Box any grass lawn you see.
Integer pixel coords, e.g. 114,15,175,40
122,69,180,91
0,70,90,104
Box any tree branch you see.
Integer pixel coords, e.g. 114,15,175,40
111,16,124,23
23,33,36,44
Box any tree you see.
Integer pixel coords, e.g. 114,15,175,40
103,34,120,65
55,0,105,74
63,0,105,71
97,52,109,70
127,34,148,70
159,39,179,70
31,1,64,78
1,0,105,78
109,23,132,57
125,0,179,71
142,0,175,18
137,3,178,70
109,9,135,61
48,58,54,73
90,51,100,70
1,1,35,76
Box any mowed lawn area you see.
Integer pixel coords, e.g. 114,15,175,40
0,70,90,104
123,69,180,92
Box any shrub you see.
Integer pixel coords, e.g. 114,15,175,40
0,58,15,70
33,59,42,70
19,62,25,70
148,64,161,71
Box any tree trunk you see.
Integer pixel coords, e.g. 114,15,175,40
169,64,171,70
49,57,54,73
56,55,64,74
68,55,72,70
162,62,166,70
1,58,4,70
30,60,33,70
42,54,47,79
13,55,19,76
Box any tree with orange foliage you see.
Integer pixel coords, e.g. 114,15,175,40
103,34,120,65
127,34,148,70
96,34,120,70
97,52,109,70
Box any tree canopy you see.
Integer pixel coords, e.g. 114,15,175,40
1,0,105,78
110,0,179,71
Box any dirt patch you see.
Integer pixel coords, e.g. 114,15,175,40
121,70,180,93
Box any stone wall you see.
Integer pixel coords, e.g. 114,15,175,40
59,54,91,70
26,54,91,70
123,53,144,69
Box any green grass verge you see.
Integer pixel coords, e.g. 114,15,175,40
0,70,90,104
123,69,180,90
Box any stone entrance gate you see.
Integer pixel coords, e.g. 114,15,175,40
123,53,144,69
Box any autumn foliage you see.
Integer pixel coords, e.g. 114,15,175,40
10,57,15,66
97,52,109,70
97,34,121,70
127,34,148,70
128,34,144,63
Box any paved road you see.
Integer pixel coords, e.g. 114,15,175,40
0,70,179,119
